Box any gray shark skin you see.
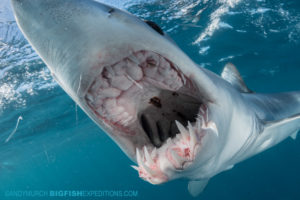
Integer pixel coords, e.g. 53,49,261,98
11,0,300,196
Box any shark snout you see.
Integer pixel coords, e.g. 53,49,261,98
10,0,138,98
11,0,114,15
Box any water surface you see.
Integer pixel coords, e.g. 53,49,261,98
0,0,300,199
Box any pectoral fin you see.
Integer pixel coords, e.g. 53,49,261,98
262,113,300,145
187,179,209,197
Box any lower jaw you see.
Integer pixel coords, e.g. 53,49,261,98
132,103,220,185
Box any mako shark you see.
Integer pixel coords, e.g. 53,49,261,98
11,0,300,196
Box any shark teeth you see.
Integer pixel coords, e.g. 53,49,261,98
144,146,154,166
131,165,139,171
207,121,219,137
175,120,198,148
136,148,155,176
133,147,167,184
132,102,217,185
175,120,189,140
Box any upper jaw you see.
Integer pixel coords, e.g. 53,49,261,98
11,0,217,100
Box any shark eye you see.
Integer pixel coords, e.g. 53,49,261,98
144,20,164,36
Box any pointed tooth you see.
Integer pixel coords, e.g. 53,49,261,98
188,122,197,146
208,121,219,137
131,165,139,171
144,146,154,166
175,120,186,133
175,120,189,140
187,121,195,135
136,148,155,176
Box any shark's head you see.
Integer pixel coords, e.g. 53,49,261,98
11,0,229,184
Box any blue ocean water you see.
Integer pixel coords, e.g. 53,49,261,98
0,0,300,199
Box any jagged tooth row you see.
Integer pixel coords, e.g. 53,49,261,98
144,146,154,166
132,118,203,183
132,104,219,184
132,147,167,184
175,120,189,140
136,148,154,176
173,120,199,160
199,104,219,136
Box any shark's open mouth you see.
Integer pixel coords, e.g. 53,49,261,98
85,50,218,184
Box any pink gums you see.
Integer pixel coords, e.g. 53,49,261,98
85,50,191,135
